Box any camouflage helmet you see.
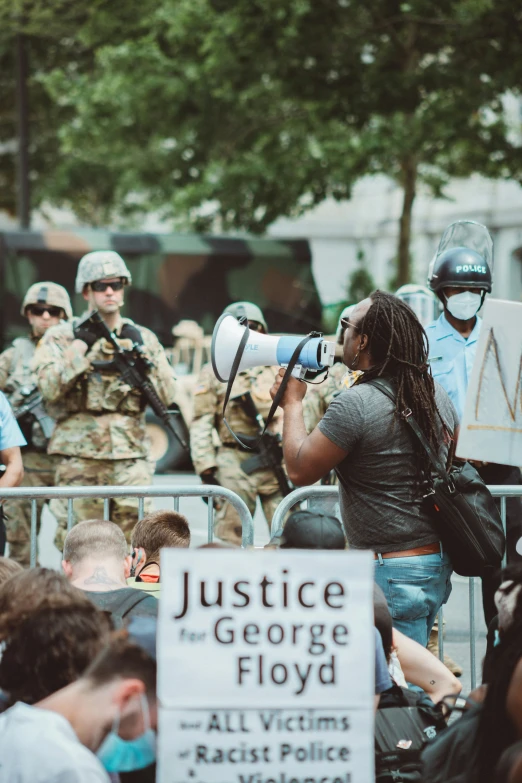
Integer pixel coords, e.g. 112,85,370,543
223,301,267,331
21,282,73,320
75,250,132,294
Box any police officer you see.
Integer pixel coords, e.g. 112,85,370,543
32,251,178,550
426,220,522,625
0,283,72,565
191,302,288,545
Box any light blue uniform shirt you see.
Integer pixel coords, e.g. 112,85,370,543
0,391,26,450
425,313,481,422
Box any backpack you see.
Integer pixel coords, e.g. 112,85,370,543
420,701,482,783
376,684,448,783
92,589,155,630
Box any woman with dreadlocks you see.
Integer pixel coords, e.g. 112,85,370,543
270,290,459,646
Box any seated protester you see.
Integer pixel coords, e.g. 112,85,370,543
128,510,190,594
483,563,522,683
62,519,158,627
0,556,22,586
375,625,393,710
0,620,157,783
0,587,112,709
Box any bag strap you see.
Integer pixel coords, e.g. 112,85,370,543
222,323,318,450
370,378,451,483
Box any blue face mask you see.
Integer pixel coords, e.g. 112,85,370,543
97,694,156,772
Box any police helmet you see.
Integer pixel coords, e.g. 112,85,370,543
21,282,73,320
224,302,267,332
75,251,132,294
428,247,492,294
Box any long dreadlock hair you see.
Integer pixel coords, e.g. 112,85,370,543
354,290,452,484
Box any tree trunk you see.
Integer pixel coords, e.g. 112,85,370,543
397,155,417,287
397,154,417,287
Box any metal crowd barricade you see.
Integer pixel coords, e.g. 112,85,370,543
271,484,522,690
0,484,255,564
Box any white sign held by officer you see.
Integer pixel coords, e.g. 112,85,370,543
157,549,374,783
457,298,522,467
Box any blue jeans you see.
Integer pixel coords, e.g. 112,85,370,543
374,551,453,647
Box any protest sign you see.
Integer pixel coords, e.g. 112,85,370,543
158,549,374,783
457,298,522,467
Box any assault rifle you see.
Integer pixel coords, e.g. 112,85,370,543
15,386,55,440
74,310,189,454
233,392,292,497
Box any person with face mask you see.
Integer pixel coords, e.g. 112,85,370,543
32,251,178,552
426,221,522,626
0,282,72,565
0,619,157,782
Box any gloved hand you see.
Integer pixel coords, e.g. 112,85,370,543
120,323,144,344
200,468,221,487
73,324,99,349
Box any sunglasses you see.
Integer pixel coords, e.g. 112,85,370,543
340,317,360,332
90,279,124,292
28,305,63,317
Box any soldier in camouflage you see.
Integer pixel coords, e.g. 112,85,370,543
32,251,178,551
0,282,72,565
191,302,290,545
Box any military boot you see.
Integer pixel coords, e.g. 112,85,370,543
428,621,463,677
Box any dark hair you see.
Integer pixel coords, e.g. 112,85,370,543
355,290,451,482
0,593,112,706
0,568,83,615
0,557,23,587
85,634,156,698
131,510,190,560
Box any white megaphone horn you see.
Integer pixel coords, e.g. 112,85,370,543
211,313,336,382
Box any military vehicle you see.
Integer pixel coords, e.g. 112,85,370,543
0,230,322,471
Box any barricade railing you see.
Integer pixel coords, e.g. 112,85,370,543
271,484,522,690
0,484,255,563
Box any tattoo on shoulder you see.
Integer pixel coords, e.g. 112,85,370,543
83,566,120,586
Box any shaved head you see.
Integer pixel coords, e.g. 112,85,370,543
63,519,128,565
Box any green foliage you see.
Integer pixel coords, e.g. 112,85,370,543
1,0,522,274
347,264,376,305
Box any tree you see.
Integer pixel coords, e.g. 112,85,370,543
2,0,521,284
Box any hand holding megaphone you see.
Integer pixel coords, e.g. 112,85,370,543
270,368,308,407
211,313,335,382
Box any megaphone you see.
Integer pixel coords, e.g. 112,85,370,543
211,313,336,382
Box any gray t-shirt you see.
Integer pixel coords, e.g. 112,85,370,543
318,380,459,552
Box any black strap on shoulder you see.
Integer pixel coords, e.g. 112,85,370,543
369,378,450,483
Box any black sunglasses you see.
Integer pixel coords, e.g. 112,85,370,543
340,317,360,332
90,279,124,292
28,305,62,317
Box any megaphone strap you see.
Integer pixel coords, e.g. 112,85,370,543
222,329,315,451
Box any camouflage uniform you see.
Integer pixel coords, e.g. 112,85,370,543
191,363,286,545
0,282,73,565
0,336,59,564
32,317,177,550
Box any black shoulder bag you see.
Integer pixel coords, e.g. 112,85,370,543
371,378,505,578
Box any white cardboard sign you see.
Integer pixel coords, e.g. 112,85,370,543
157,549,374,783
457,298,522,467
